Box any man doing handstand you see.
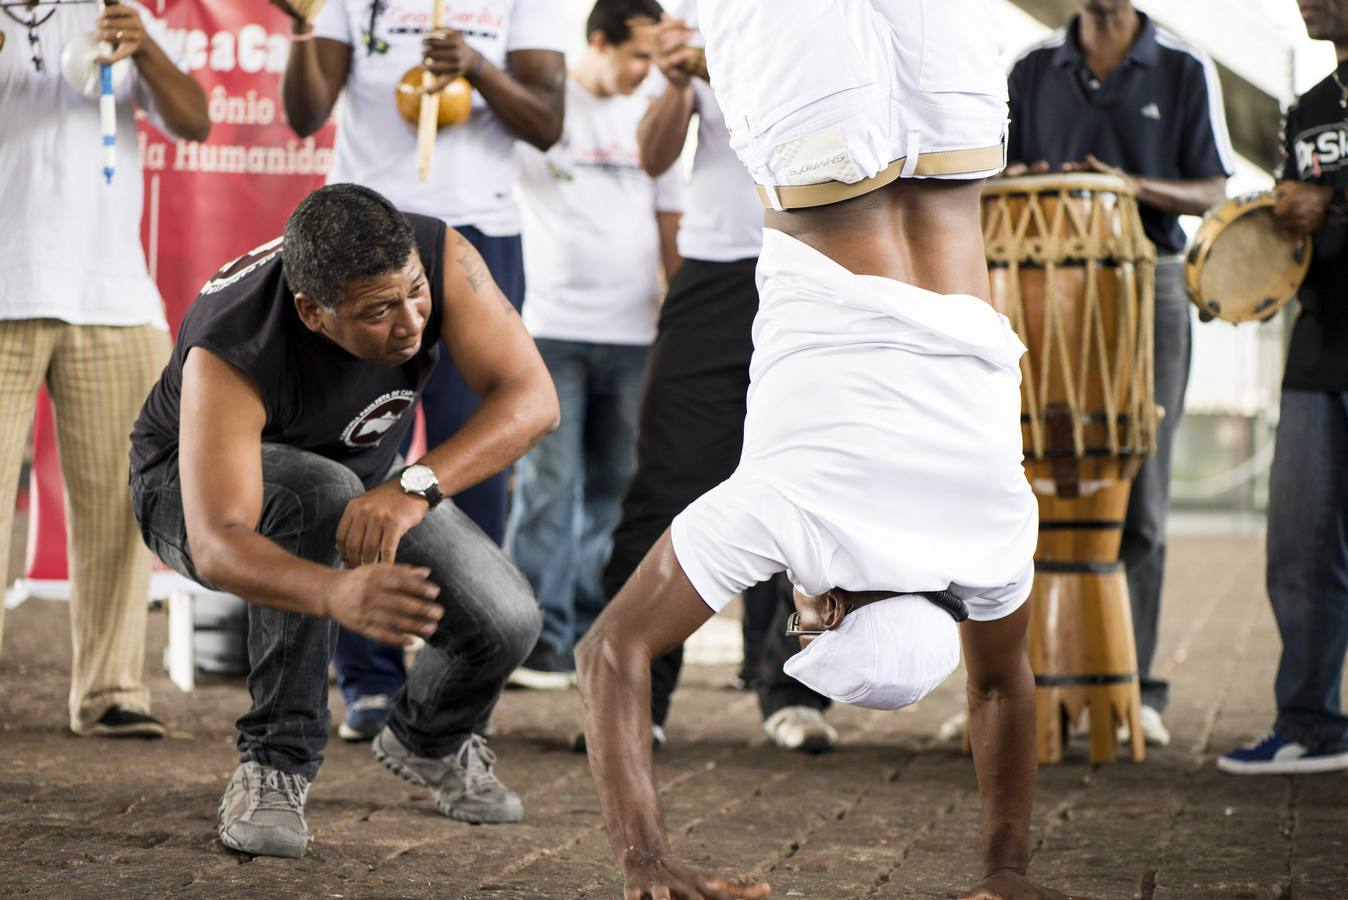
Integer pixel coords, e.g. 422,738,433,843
575,2,1070,897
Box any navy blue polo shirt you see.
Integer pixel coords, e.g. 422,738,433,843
1007,13,1235,254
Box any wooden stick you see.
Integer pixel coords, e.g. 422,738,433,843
416,0,442,182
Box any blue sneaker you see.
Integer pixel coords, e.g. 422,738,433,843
1217,729,1348,775
338,694,391,742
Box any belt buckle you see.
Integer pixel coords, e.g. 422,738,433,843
783,611,823,638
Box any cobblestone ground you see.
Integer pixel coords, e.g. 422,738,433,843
3,534,1347,898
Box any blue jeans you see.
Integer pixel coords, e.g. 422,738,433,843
131,444,541,779
506,339,648,660
334,225,526,706
1269,390,1348,751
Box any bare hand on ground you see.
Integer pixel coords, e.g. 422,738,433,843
623,850,771,900
1272,180,1333,235
962,870,1084,900
336,480,429,567
325,564,442,646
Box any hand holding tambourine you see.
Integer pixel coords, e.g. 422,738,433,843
1185,190,1315,324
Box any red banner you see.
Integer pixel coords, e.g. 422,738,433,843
141,0,336,332
20,0,336,589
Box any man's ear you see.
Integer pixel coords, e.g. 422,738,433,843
293,292,329,335
588,30,609,52
820,591,847,630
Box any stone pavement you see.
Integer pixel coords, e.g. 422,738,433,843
2,534,1346,898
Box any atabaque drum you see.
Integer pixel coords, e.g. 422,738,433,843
982,173,1156,764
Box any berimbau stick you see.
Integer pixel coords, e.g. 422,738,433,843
100,0,119,184
416,0,442,182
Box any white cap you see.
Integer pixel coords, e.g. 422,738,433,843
782,594,961,710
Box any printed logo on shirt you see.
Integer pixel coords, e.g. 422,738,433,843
361,31,391,54
565,140,643,177
373,1,505,43
1293,123,1348,178
1140,102,1162,121
340,390,416,448
200,236,284,296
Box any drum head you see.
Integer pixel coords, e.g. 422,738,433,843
1188,198,1310,324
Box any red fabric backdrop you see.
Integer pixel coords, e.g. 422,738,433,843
23,0,336,584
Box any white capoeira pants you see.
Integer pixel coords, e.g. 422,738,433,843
670,230,1037,623
698,0,1009,189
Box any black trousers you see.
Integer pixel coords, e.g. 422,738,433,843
601,257,827,726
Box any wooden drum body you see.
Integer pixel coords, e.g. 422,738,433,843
982,174,1156,764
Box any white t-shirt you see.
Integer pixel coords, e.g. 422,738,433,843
516,77,683,346
314,0,565,237
0,1,171,328
675,0,761,263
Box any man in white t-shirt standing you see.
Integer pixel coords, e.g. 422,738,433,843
600,3,839,753
0,2,208,736
276,0,566,740
504,0,681,689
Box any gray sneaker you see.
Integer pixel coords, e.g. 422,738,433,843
372,728,523,824
217,761,310,858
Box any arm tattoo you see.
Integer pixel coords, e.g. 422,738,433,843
454,232,491,294
453,231,515,315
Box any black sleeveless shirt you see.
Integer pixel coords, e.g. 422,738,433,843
130,213,447,488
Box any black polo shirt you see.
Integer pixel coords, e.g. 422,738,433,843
1007,13,1234,254
1277,63,1348,392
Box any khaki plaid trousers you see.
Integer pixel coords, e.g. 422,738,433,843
0,319,170,732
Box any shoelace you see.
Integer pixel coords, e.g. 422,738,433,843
454,734,500,791
255,767,310,814
349,694,390,713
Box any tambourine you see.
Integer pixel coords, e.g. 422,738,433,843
1184,192,1311,324
395,67,472,129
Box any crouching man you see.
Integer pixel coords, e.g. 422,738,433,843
128,183,558,858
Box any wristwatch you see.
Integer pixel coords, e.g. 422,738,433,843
399,463,443,509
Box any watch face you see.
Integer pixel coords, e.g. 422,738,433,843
402,465,438,493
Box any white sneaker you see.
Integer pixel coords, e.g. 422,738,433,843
217,762,310,858
763,706,838,753
1119,705,1171,747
